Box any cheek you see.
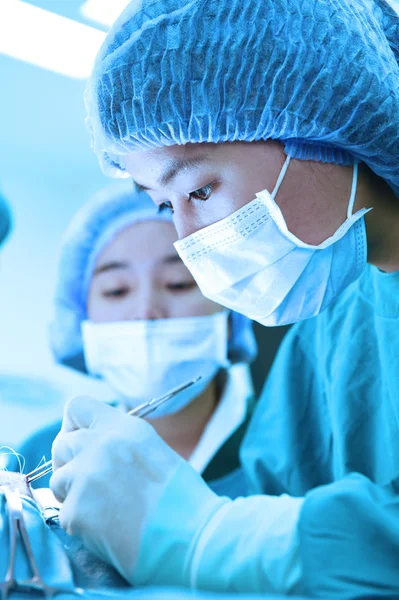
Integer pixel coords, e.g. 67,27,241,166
86,289,97,320
274,161,356,245
86,298,110,323
86,291,127,323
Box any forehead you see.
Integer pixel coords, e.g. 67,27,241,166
95,220,179,265
129,142,212,163
124,142,217,179
123,141,277,184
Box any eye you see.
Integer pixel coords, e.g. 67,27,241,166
158,201,174,214
166,281,196,292
102,287,129,298
189,184,213,202
157,183,214,213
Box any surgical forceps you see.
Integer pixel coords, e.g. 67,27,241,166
26,375,201,485
0,486,82,599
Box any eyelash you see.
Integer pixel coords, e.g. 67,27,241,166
102,282,195,298
157,183,215,214
103,288,129,298
167,282,196,292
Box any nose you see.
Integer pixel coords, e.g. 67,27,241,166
173,202,224,239
127,284,166,320
173,210,201,239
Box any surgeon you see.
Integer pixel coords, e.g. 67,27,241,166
50,0,399,597
21,183,257,499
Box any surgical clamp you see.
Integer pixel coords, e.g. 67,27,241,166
0,486,82,600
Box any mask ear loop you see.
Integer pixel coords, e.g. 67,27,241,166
271,157,359,216
347,162,359,218
271,156,291,199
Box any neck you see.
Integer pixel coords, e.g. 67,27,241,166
147,374,222,460
355,164,399,273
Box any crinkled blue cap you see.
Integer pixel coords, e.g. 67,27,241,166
0,192,12,247
85,0,399,197
50,183,256,372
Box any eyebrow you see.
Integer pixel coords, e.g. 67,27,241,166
93,261,129,276
93,255,182,276
162,254,182,265
135,154,211,192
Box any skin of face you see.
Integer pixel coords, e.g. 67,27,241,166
86,220,222,321
123,139,397,252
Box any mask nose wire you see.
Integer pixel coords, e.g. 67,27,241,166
271,156,291,199
347,162,359,218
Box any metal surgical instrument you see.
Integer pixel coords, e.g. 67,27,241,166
0,486,82,599
26,375,201,485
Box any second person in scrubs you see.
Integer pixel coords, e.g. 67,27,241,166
21,183,257,499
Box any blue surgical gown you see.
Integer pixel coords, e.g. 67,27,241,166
242,265,399,495
241,264,399,596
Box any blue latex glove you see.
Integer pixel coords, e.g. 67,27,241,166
51,397,304,594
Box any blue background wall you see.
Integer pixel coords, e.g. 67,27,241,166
0,1,115,448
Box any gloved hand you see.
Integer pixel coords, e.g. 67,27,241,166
51,396,304,594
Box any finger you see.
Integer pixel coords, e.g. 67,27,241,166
56,477,96,539
61,396,119,433
50,459,77,503
52,428,92,471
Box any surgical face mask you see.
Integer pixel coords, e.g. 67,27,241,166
175,158,372,326
82,311,230,417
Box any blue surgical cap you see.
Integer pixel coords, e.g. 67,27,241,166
85,0,399,197
50,183,257,372
0,192,12,247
